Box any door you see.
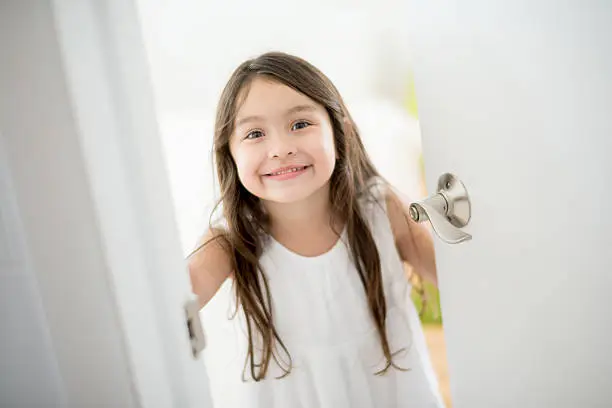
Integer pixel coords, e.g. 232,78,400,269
406,2,612,407
2,1,213,407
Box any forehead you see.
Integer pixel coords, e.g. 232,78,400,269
235,77,320,119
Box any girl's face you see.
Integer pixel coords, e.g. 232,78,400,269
230,77,337,204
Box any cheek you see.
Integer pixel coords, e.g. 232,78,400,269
233,152,249,176
312,128,337,169
231,146,263,188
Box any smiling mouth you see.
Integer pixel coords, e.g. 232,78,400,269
265,165,311,176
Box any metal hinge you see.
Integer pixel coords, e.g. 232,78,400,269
184,297,205,359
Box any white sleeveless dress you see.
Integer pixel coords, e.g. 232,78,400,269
199,179,445,408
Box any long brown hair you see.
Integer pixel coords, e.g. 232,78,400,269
199,52,404,381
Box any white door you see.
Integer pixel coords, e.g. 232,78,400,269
406,2,612,407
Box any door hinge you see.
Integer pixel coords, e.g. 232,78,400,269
184,297,205,359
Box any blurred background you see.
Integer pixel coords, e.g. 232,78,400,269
136,2,451,405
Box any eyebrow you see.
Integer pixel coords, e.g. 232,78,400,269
286,104,317,115
235,104,318,127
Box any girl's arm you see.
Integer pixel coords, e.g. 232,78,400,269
385,187,439,286
188,229,233,308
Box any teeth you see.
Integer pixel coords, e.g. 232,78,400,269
270,166,305,176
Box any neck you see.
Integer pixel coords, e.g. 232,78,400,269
263,183,339,238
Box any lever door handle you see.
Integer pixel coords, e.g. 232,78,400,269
409,173,472,244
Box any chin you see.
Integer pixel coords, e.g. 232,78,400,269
259,177,330,204
262,185,318,204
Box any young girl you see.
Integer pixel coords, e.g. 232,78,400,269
189,52,444,407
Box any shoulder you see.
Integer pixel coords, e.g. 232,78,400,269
188,228,233,308
360,176,413,244
384,185,413,243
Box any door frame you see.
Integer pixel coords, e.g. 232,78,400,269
2,1,211,406
51,0,212,406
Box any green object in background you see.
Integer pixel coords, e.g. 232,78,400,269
411,282,443,325
418,154,426,191
404,71,419,119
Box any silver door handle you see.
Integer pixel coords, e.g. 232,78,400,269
409,173,472,244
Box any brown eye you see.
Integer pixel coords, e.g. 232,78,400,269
245,130,264,140
291,121,311,131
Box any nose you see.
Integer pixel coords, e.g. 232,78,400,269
268,133,297,159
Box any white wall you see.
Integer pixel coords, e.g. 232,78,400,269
137,3,412,113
